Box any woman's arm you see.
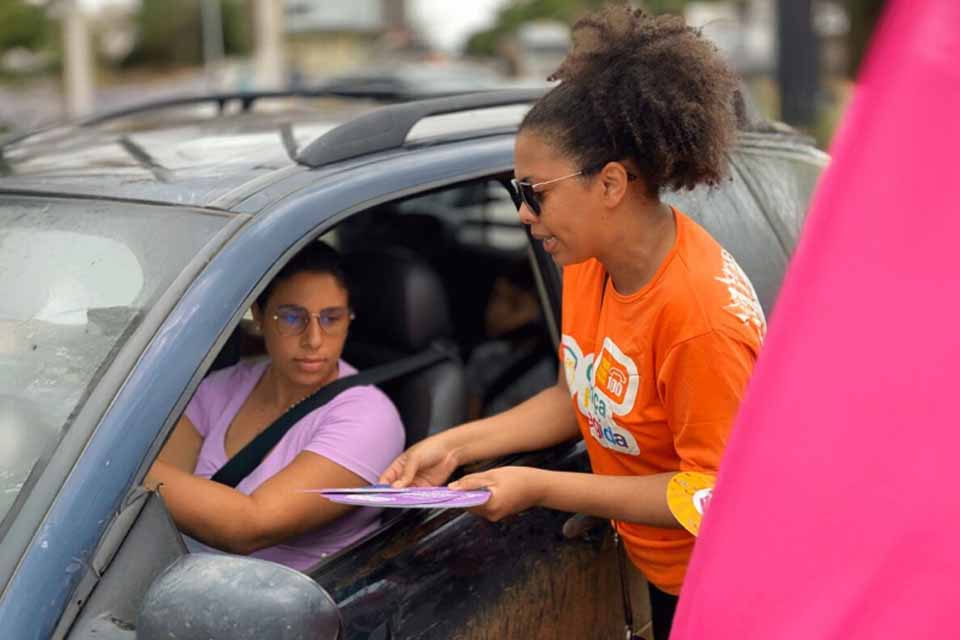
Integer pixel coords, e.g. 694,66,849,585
451,467,680,528
156,415,203,473
451,331,758,527
146,452,364,555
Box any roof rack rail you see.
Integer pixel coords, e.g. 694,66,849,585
296,89,544,169
75,86,455,127
0,85,436,150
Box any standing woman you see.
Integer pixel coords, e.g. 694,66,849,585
381,7,764,637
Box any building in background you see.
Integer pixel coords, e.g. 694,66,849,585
284,0,431,82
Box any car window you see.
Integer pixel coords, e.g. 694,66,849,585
335,178,555,421
0,197,229,523
393,180,526,250
729,145,827,249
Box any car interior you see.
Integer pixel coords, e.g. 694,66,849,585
208,176,558,449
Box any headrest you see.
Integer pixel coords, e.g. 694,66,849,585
343,248,452,353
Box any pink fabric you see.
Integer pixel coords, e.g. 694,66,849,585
672,1,960,637
186,358,404,571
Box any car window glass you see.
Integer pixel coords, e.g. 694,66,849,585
336,179,555,421
0,197,228,523
393,181,526,250
729,147,826,248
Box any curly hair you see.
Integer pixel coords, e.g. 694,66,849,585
520,5,740,196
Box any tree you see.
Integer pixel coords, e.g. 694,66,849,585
123,0,251,68
847,0,886,77
464,0,608,57
465,0,716,57
0,0,50,52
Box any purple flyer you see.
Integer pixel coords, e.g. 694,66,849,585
308,486,491,509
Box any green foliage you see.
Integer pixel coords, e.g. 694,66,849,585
465,0,608,57
0,0,51,52
847,0,885,77
463,0,710,57
221,0,251,57
123,0,251,68
643,0,692,14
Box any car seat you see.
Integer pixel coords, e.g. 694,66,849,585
342,247,467,445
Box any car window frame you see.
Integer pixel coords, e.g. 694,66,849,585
143,170,568,577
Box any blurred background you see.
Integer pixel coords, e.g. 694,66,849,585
0,0,885,148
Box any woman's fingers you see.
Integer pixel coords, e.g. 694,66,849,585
396,455,421,487
450,473,501,519
448,473,490,491
379,455,411,487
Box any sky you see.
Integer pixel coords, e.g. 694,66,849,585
408,0,510,53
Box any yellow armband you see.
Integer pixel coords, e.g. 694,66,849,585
666,471,716,536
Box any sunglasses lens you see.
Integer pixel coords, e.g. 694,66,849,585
520,182,541,215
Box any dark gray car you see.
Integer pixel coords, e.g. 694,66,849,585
0,90,826,639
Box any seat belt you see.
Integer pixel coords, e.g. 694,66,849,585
211,344,452,488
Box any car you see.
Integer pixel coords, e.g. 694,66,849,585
0,88,827,640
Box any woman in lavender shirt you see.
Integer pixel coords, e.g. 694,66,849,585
145,241,404,571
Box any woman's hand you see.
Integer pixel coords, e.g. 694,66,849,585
449,466,547,522
379,436,461,488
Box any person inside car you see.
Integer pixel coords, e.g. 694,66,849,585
146,241,404,571
380,7,765,637
464,256,555,418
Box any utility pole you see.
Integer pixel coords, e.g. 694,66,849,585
201,0,225,91
62,0,95,118
253,0,285,90
777,0,820,127
382,0,407,31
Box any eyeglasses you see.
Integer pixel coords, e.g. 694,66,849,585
511,166,639,216
271,304,354,337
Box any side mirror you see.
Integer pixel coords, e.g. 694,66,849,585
137,553,341,640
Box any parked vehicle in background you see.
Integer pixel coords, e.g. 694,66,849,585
0,88,826,639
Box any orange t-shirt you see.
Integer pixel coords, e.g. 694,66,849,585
561,209,765,595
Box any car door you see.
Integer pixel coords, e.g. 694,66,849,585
30,136,620,639
309,443,625,640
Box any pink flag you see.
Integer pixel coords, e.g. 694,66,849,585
672,1,960,637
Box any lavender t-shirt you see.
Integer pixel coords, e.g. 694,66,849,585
185,357,404,571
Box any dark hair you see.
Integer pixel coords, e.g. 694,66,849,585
520,6,739,196
255,241,349,311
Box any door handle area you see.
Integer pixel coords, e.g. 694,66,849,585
562,513,608,541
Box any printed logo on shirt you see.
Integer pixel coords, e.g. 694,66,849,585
562,334,594,417
562,334,583,394
585,387,640,455
594,338,640,416
562,334,641,456
715,248,767,342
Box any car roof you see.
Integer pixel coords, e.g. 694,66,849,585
0,90,540,210
0,88,818,212
0,96,375,209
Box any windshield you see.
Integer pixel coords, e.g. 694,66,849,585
0,196,229,522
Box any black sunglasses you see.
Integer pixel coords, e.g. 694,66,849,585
511,165,638,216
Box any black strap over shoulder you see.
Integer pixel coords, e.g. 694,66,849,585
211,345,451,488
